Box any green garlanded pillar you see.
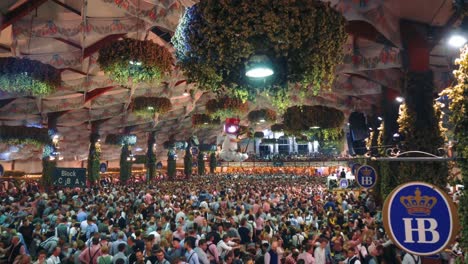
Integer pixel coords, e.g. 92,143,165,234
184,145,193,179
146,131,156,182
87,133,101,184
167,149,176,181
378,87,401,198
441,46,468,249
209,152,216,174
397,71,447,188
119,144,132,184
198,152,205,175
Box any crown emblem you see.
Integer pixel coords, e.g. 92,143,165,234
399,188,437,216
360,167,373,176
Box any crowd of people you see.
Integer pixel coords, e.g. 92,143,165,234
0,173,464,264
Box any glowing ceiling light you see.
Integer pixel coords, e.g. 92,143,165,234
245,67,274,78
395,96,404,103
377,116,383,121
448,34,467,48
183,90,190,97
227,125,238,134
259,119,266,123
129,60,142,66
310,126,320,129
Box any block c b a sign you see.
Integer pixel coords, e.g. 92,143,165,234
383,182,460,256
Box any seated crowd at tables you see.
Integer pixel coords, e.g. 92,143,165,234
0,173,464,264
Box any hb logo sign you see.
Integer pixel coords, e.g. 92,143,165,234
356,165,377,189
383,182,460,256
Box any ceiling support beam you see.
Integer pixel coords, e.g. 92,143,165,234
84,86,115,103
50,0,81,16
53,37,81,49
1,0,49,31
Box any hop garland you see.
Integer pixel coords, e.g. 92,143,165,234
133,97,172,118
0,57,61,96
205,96,249,120
192,114,220,128
283,105,344,132
98,38,173,84
0,126,51,147
172,0,347,101
248,109,277,124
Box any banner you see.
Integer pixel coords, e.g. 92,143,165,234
53,168,86,188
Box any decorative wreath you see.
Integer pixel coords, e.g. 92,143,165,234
133,97,172,118
105,134,137,146
248,109,277,124
0,126,51,147
205,96,249,120
98,38,173,84
0,57,61,96
254,132,265,139
172,0,347,101
271,123,285,132
283,105,344,132
192,114,220,128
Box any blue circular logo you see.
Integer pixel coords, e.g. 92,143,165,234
383,182,459,256
356,165,377,189
339,179,348,189
156,162,163,169
99,163,107,173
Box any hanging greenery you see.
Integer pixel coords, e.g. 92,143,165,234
133,97,173,118
397,71,447,189
271,123,285,132
105,134,137,146
119,144,132,184
283,105,344,133
87,133,101,183
98,38,173,84
205,97,249,120
248,109,277,124
440,45,468,248
0,57,61,96
0,126,51,147
192,114,221,128
197,152,205,175
304,128,344,141
172,0,347,101
209,152,217,173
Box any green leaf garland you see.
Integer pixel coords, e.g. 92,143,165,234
98,38,173,84
172,1,347,100
0,57,61,96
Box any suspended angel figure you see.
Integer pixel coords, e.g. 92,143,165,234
219,133,248,162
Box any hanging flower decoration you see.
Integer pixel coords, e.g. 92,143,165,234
205,96,249,120
105,134,137,146
0,126,51,147
192,114,220,128
254,132,265,139
304,128,344,141
271,123,285,132
283,105,344,133
172,0,347,101
248,109,277,124
98,38,173,84
132,96,172,118
0,57,61,96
